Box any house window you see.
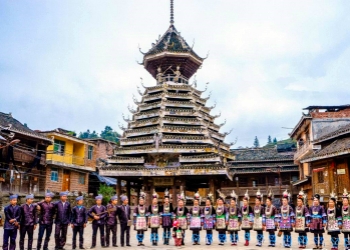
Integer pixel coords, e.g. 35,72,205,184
292,175,299,182
78,173,85,184
88,145,93,160
50,168,59,182
54,140,65,155
317,171,324,183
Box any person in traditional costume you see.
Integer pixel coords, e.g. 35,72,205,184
148,190,161,246
54,191,72,250
189,191,202,245
19,194,37,250
203,192,216,245
278,190,295,248
241,190,253,246
227,190,241,246
36,192,55,250
172,191,189,246
309,194,327,249
70,196,88,250
172,220,182,247
216,190,228,245
160,189,173,245
3,194,21,250
342,189,350,250
327,191,342,250
295,188,310,249
264,189,278,247
133,191,148,246
105,195,119,247
88,195,107,248
253,189,265,247
117,195,132,247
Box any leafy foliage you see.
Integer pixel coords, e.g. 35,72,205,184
78,126,120,144
100,126,120,143
253,136,260,148
267,135,272,144
97,184,116,205
78,129,99,139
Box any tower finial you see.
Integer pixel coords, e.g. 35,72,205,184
170,0,174,25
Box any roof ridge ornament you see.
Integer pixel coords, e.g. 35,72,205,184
170,0,174,25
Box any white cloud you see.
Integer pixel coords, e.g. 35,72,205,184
1,1,350,147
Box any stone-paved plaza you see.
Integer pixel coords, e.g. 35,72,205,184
0,226,338,250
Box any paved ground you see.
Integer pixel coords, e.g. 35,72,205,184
0,226,339,250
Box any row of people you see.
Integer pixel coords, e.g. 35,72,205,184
3,187,350,250
2,192,132,250
134,188,350,250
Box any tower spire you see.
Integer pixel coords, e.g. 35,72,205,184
170,0,174,25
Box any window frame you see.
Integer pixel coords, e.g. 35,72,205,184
50,168,59,182
78,173,85,185
54,139,66,156
87,145,93,160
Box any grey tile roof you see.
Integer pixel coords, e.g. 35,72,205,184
0,112,51,143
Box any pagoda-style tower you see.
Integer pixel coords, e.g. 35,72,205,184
99,0,235,203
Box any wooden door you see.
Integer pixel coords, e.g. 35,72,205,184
62,170,70,191
337,161,350,194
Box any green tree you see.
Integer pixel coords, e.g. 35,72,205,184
253,136,260,148
97,184,116,205
100,126,120,143
267,135,272,144
273,137,278,143
78,129,99,139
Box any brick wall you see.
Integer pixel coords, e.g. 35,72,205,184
311,108,350,119
44,165,88,193
45,165,63,192
69,171,88,193
94,140,114,159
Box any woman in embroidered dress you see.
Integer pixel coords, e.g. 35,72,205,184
189,192,202,245
227,190,241,246
216,190,228,245
253,189,265,247
278,189,295,248
294,189,310,249
160,189,173,246
240,190,253,246
264,189,278,247
203,193,216,245
148,190,161,246
327,191,342,250
309,194,327,250
133,192,148,246
172,191,189,246
342,189,350,250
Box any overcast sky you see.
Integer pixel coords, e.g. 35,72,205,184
1,1,350,148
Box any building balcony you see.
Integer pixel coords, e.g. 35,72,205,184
46,153,95,171
294,140,313,162
13,148,46,165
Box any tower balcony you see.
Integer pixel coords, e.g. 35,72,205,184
139,101,162,111
134,110,160,120
124,126,159,137
162,125,204,134
179,154,221,163
107,156,145,164
164,100,196,109
163,117,201,126
164,108,197,117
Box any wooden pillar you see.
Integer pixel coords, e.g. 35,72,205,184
209,177,215,201
116,178,121,204
126,180,131,202
172,178,177,207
